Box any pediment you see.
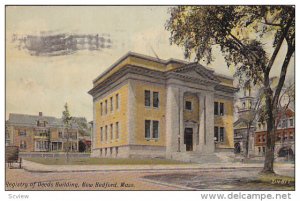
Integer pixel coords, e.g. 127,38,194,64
170,63,220,83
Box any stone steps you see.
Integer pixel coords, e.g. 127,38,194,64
169,152,229,164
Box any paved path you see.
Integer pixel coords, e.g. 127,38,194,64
21,159,294,173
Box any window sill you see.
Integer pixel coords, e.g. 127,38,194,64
184,109,193,112
145,138,159,141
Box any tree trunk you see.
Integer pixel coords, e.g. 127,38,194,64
245,124,250,158
262,86,275,174
66,128,69,163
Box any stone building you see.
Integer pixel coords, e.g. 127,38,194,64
6,112,79,152
88,52,237,162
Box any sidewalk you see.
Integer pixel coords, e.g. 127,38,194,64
21,159,294,173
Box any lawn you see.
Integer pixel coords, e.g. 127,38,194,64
25,157,188,165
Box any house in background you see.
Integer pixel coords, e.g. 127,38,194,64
88,52,237,162
6,112,79,152
254,108,295,159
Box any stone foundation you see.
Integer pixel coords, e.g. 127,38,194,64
91,145,166,159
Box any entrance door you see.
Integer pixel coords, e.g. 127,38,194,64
184,128,193,151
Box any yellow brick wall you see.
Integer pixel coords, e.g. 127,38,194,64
214,98,234,148
94,84,129,148
134,82,166,146
183,94,199,122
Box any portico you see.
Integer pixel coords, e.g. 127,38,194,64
166,83,216,159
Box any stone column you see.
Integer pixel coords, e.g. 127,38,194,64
179,89,185,152
198,93,205,152
197,92,215,153
204,92,215,153
166,85,180,156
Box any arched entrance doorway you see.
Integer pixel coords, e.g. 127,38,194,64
278,147,294,157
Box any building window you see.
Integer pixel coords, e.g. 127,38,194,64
110,97,113,112
105,100,108,114
214,127,225,142
214,127,219,141
145,90,151,107
105,125,108,142
220,103,224,116
277,135,281,141
116,94,119,110
145,120,151,139
19,130,26,136
153,92,159,108
185,101,192,110
116,122,119,139
262,147,266,153
116,147,119,156
110,124,113,140
219,127,224,142
100,102,103,115
258,123,261,130
242,102,246,108
152,121,159,139
258,147,261,153
100,127,103,142
289,119,294,127
214,102,224,116
282,119,287,128
214,102,219,115
59,131,63,138
20,140,27,149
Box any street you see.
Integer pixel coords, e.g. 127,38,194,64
5,165,294,191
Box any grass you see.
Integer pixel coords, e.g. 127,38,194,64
25,157,188,165
255,173,295,190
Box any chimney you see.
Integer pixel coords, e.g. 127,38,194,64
39,112,43,117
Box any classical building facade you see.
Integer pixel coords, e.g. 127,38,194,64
88,52,237,162
254,108,295,159
6,112,79,152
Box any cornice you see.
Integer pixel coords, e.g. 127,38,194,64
89,64,236,98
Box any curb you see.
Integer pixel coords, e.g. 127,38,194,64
22,166,264,173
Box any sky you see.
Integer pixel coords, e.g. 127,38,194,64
6,6,295,121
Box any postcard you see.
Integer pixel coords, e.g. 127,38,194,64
5,5,295,195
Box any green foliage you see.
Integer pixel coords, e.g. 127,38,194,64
62,103,72,128
72,117,91,136
166,6,294,87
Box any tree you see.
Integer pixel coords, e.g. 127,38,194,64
62,103,72,162
166,6,295,174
